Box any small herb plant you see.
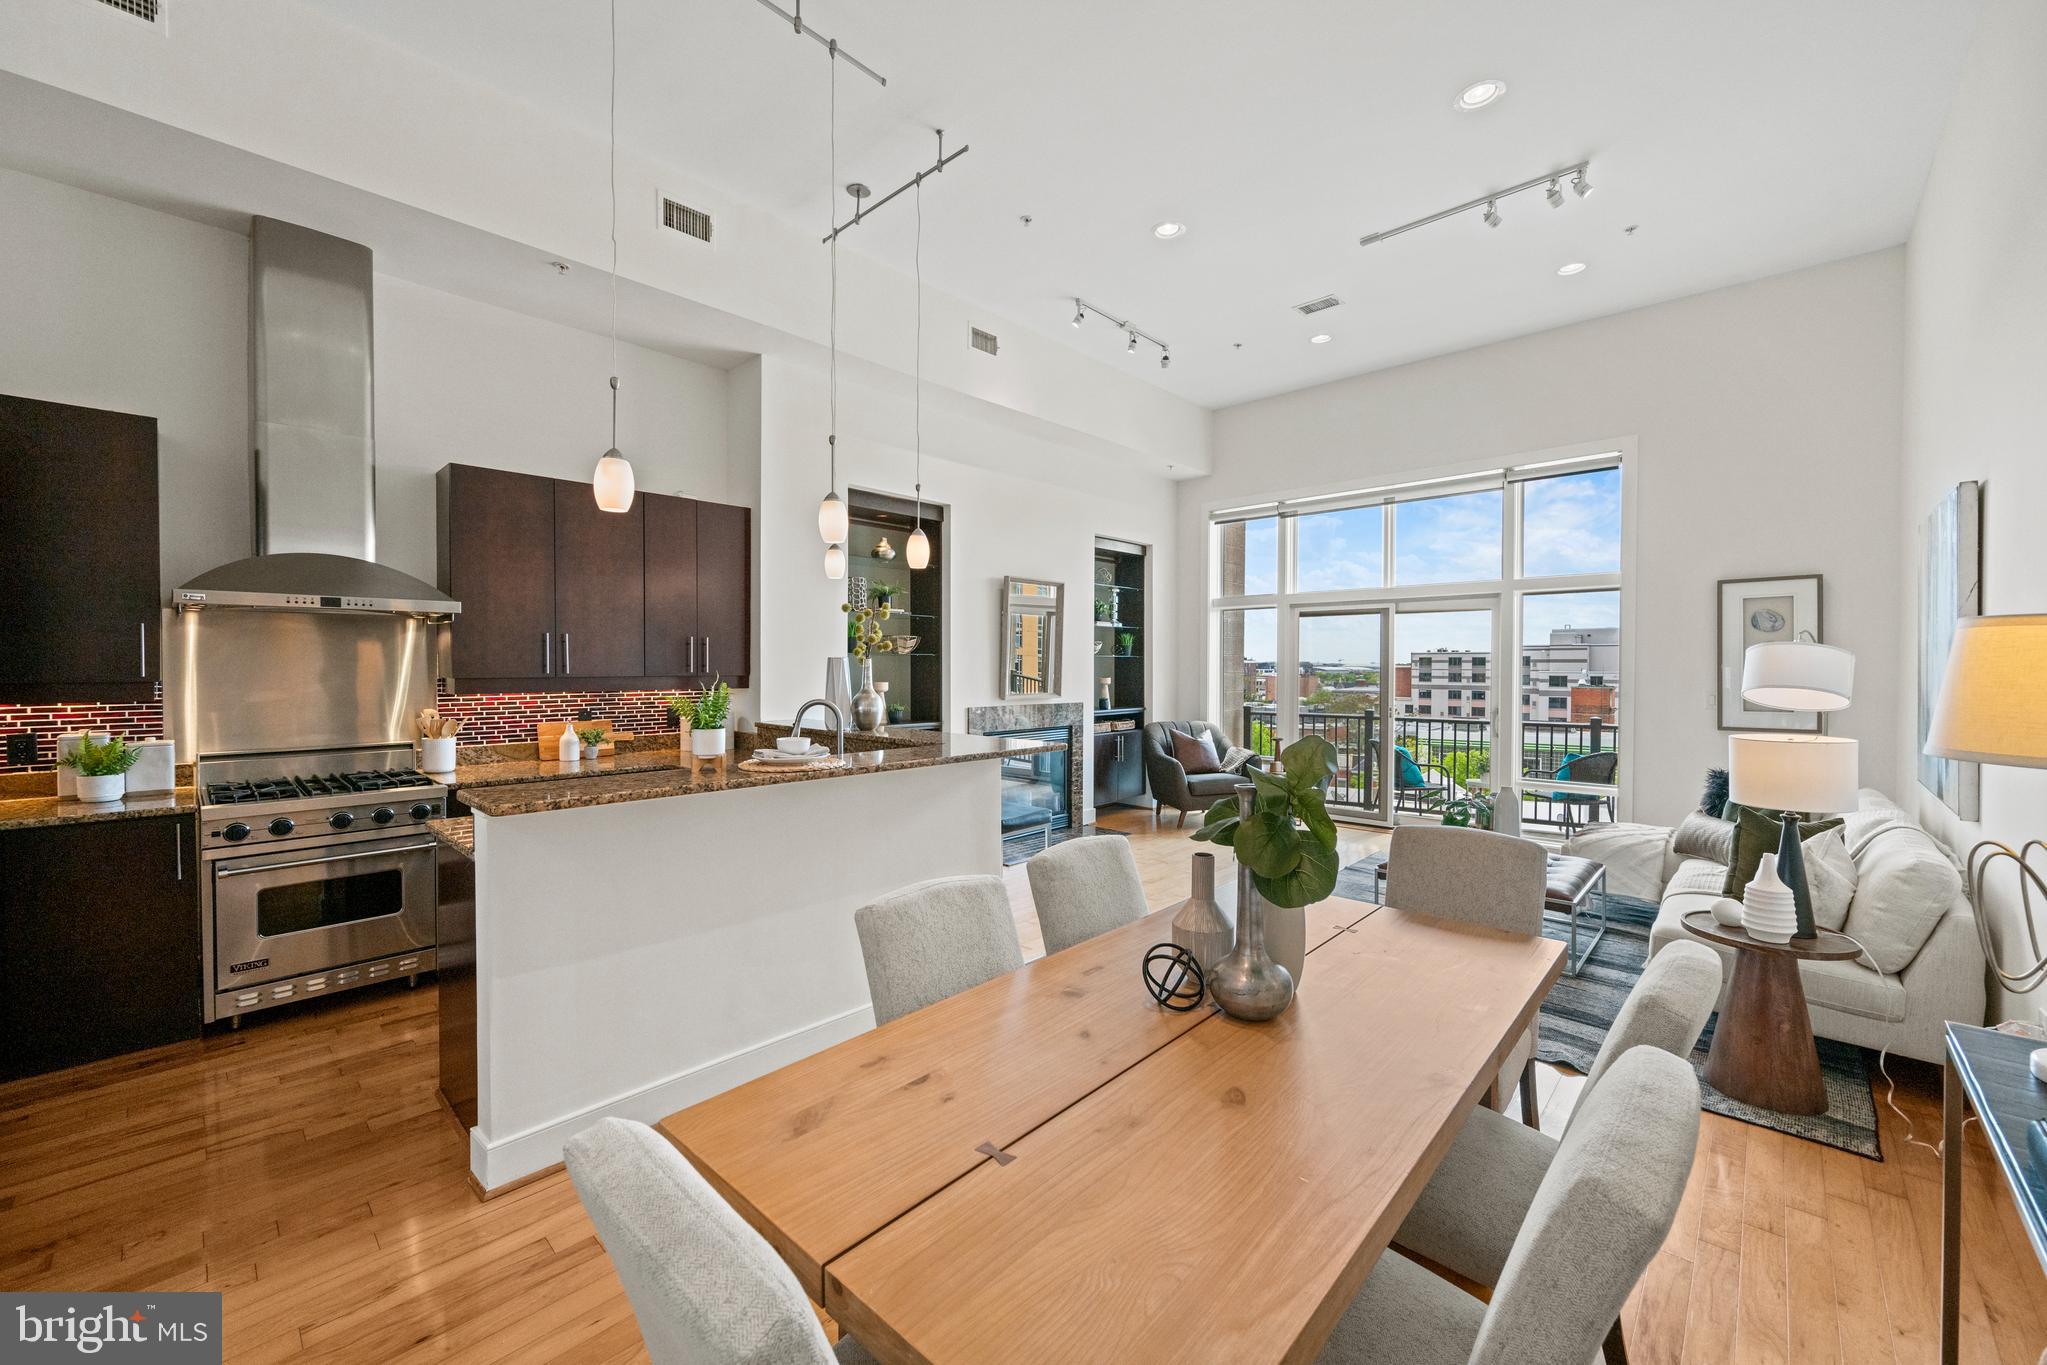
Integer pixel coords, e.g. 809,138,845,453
690,679,731,731
1441,790,1495,830
575,726,606,748
1094,597,1113,622
1191,735,1340,908
58,735,143,778
1116,630,1136,656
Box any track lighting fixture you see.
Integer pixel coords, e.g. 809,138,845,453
1127,332,1138,353
1358,160,1595,248
1160,351,1171,370
1072,300,1084,327
1068,298,1171,366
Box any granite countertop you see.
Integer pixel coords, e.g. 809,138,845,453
0,786,199,832
446,724,951,793
427,816,475,858
459,730,1060,819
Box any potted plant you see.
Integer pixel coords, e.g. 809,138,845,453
60,735,142,803
1441,790,1495,830
576,726,606,760
1115,630,1136,657
1095,597,1114,623
689,679,731,757
872,583,897,611
1192,735,1340,1018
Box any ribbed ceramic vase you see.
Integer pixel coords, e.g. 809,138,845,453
1208,788,1296,1021
1169,853,1235,986
1741,852,1799,944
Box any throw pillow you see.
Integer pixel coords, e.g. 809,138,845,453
1218,745,1257,774
1394,747,1427,789
1722,806,1845,900
1672,811,1736,866
1802,827,1858,932
1700,768,1730,817
1170,728,1221,775
1844,823,1965,973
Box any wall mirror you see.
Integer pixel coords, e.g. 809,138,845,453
1001,577,1063,698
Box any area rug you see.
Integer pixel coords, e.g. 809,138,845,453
1338,853,1882,1158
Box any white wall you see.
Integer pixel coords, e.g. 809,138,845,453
1181,250,1908,827
1899,0,2047,1025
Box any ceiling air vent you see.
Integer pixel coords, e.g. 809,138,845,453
1294,295,1342,316
970,328,999,356
660,197,712,243
91,0,159,19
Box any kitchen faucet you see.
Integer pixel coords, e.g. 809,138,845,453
788,698,847,755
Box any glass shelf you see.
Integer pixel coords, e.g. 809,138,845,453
1093,583,1142,594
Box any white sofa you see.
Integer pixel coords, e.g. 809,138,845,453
1567,789,1985,1065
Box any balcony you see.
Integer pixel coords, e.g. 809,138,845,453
1239,705,1616,831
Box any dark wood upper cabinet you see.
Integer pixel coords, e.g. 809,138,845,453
0,393,162,703
553,480,645,680
438,464,557,682
440,464,749,691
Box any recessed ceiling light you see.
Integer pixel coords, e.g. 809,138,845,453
1557,262,1587,276
1153,221,1187,240
1455,79,1506,111
1310,334,1332,345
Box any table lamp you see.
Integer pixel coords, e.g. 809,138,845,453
1728,734,1859,941
1924,614,2047,1020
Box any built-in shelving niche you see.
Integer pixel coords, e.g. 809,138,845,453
846,490,945,729
1092,538,1147,714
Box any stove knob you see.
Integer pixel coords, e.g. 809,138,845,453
409,802,436,821
222,821,252,842
371,806,396,825
268,817,296,837
328,810,355,830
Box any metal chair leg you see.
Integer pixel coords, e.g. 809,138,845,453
1602,1316,1628,1364
1519,1056,1540,1128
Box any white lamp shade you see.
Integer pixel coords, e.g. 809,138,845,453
905,525,931,569
592,450,635,512
1926,614,2047,767
1741,641,1853,711
818,491,849,545
1727,734,1859,814
823,543,846,580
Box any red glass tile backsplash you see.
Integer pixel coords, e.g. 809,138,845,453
429,682,695,745
0,684,166,774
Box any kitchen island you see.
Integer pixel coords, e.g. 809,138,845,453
441,726,1055,1192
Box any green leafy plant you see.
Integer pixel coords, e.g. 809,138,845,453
872,584,897,607
575,726,606,748
1094,597,1113,622
690,679,731,730
1191,735,1340,908
1115,630,1136,656
58,735,142,777
1441,790,1495,830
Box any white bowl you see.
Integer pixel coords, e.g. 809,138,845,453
776,735,812,754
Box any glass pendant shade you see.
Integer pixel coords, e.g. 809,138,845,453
905,525,931,570
593,449,636,513
818,490,849,545
823,543,846,580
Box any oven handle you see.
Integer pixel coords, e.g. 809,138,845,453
215,841,439,877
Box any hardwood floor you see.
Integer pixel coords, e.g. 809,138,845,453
0,806,2039,1363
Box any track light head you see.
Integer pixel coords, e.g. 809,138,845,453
1072,300,1084,328
1572,169,1593,198
1482,200,1501,229
1546,179,1563,209
1160,351,1171,370
1127,332,1137,353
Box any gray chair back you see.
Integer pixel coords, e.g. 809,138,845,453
854,875,1024,1025
1471,1048,1700,1365
1580,940,1721,1102
1383,825,1546,934
564,1117,835,1365
1026,835,1147,955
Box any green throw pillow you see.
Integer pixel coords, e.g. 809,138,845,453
1722,806,1845,899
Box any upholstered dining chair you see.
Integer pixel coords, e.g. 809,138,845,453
1026,835,1147,955
1383,824,1548,1124
1391,940,1721,1362
854,875,1024,1025
1317,1048,1701,1365
564,1117,877,1365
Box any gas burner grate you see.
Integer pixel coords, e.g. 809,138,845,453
341,769,433,791
201,768,435,804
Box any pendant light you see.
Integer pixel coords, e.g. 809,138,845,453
905,175,931,571
592,0,635,513
817,43,849,567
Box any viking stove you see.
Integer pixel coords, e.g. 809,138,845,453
197,745,445,1023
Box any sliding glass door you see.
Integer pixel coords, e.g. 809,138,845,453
1287,607,1392,822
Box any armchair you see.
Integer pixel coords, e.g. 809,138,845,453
1529,750,1618,835
1390,745,1457,814
1142,720,1262,827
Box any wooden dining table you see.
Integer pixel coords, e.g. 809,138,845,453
660,893,1564,1364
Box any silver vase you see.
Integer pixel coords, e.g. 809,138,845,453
1208,788,1295,1021
852,659,885,733
1169,852,1235,987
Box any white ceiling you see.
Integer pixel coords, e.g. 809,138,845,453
298,0,1980,409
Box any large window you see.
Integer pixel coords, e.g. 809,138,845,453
1521,468,1622,577
1395,489,1503,585
1295,505,1384,592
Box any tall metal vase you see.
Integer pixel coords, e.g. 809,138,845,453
852,658,885,733
1208,787,1296,1021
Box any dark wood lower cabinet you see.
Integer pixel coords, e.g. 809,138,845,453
1092,728,1147,809
0,815,200,1082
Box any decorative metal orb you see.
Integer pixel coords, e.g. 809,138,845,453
1142,942,1206,1013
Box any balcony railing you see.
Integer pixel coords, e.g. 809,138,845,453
1238,705,1616,830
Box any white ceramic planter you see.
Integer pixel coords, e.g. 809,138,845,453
419,737,457,772
691,727,728,758
74,773,125,803
581,743,601,760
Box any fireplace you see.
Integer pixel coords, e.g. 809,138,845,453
965,701,1087,859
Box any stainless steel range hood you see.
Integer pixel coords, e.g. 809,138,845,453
173,216,458,617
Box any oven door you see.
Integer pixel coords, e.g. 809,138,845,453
211,836,437,988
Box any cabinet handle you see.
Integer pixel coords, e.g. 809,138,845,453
543,632,552,676
703,636,711,675
687,635,696,674
139,621,147,678
174,825,182,882
563,632,571,676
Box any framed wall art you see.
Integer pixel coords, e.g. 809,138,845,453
1717,574,1824,732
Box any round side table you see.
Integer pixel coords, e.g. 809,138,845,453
1680,911,1863,1115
